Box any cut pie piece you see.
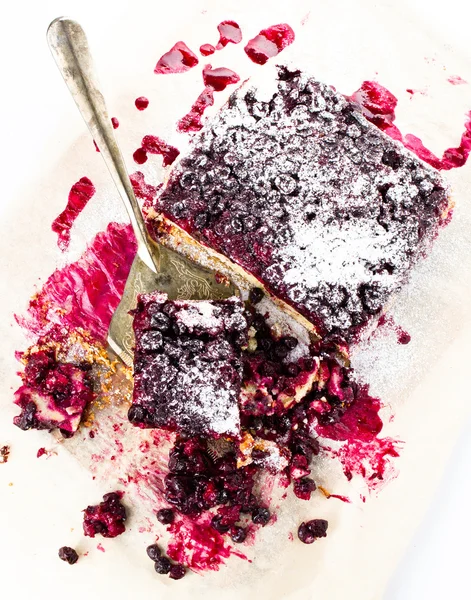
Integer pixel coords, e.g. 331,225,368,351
13,348,94,435
152,66,451,339
129,292,247,438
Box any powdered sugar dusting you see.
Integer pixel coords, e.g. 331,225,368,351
158,67,450,338
131,293,247,437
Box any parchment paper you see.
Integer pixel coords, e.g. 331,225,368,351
1,1,471,598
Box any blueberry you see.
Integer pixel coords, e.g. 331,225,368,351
274,173,297,194
231,217,243,233
173,321,188,336
282,336,298,350
249,288,264,305
230,526,247,543
150,312,170,331
259,338,273,353
146,544,161,561
217,489,230,504
261,362,276,377
243,215,259,231
211,515,230,533
251,449,270,464
154,556,172,574
140,331,163,352
381,150,402,170
293,477,317,500
274,344,289,359
179,171,198,189
169,564,186,580
16,401,37,430
194,213,208,229
156,508,175,525
297,519,328,544
285,363,299,377
128,405,147,424
58,546,79,565
252,507,270,526
208,194,226,215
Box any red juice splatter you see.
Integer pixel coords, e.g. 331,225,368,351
51,177,96,251
315,387,383,444
301,12,311,25
111,117,119,129
448,75,467,85
316,386,402,491
154,42,199,74
167,518,246,572
141,135,180,166
216,20,242,50
377,315,411,345
177,87,214,133
97,543,105,552
17,222,137,344
200,43,215,56
135,96,149,111
244,24,295,65
202,65,240,92
336,437,402,491
130,171,160,208
403,122,471,170
93,140,100,152
133,148,148,164
351,80,471,170
349,81,402,140
37,447,46,458
328,494,351,503
89,430,95,439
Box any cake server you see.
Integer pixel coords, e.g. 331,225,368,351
46,17,237,366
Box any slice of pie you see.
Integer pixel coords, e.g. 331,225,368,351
129,292,247,438
150,66,451,340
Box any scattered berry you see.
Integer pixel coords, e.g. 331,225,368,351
154,556,172,574
252,507,270,526
169,564,186,580
58,546,79,564
230,526,247,543
297,519,328,544
156,508,175,525
146,544,161,561
249,287,264,304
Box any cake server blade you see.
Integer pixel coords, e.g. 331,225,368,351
46,17,238,365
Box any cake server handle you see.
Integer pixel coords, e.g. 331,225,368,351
46,17,157,273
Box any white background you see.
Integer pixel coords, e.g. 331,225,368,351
1,0,471,598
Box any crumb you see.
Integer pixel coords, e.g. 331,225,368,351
0,445,10,464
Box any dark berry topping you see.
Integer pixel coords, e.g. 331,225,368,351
249,287,264,305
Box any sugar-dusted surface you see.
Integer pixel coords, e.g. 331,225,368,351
156,67,450,339
131,293,247,437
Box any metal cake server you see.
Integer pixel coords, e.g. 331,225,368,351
47,17,237,366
